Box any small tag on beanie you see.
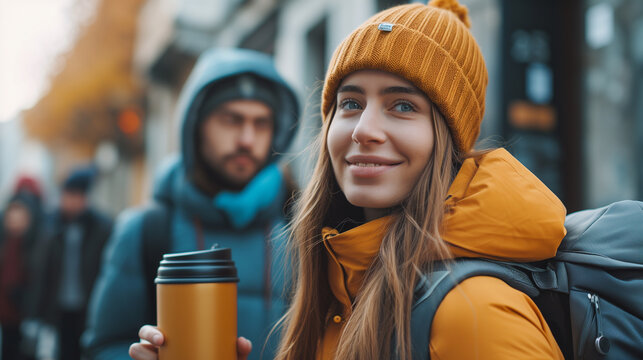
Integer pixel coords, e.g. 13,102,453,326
377,22,394,32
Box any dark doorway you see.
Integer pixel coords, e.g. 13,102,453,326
500,0,583,211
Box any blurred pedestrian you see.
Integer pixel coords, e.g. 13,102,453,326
31,167,112,360
0,176,44,360
84,48,299,360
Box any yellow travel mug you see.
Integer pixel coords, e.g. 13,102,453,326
156,247,239,360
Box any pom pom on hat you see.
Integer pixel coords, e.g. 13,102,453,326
428,0,471,28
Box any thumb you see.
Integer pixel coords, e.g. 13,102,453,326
237,337,252,360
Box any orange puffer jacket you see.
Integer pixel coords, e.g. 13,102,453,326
318,148,566,359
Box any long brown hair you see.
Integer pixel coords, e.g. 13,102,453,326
275,102,462,360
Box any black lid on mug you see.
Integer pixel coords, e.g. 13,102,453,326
155,247,239,284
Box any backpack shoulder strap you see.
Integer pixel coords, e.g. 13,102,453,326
409,259,540,360
141,202,172,325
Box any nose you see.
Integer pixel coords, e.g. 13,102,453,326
238,122,256,149
351,104,386,145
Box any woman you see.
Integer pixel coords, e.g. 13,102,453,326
132,1,566,359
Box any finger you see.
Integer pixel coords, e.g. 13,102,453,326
237,337,252,360
129,342,159,360
138,325,164,346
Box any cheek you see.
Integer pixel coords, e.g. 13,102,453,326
399,122,434,164
326,121,349,170
201,124,228,156
255,130,274,156
392,122,434,187
408,134,434,168
200,123,216,150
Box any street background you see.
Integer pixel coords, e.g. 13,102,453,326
1,0,641,216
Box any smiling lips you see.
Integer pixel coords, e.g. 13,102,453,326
346,155,402,177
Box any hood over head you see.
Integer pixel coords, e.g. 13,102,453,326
176,48,300,178
13,175,43,202
442,148,567,261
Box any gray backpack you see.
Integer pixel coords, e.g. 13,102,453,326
408,200,643,359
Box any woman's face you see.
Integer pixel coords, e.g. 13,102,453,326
327,70,435,210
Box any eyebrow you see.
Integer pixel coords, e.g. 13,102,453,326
217,108,274,121
380,86,421,95
337,85,364,94
337,85,421,96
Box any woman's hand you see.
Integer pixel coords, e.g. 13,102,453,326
129,325,252,360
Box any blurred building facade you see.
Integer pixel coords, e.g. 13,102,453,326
0,116,53,206
14,0,641,214
582,0,643,208
20,0,147,215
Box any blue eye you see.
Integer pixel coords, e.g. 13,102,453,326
394,102,415,112
339,100,362,110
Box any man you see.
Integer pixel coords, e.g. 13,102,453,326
83,48,299,360
32,167,112,360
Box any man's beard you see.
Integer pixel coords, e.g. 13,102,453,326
199,150,264,192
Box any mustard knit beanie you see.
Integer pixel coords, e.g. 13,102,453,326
321,0,488,153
